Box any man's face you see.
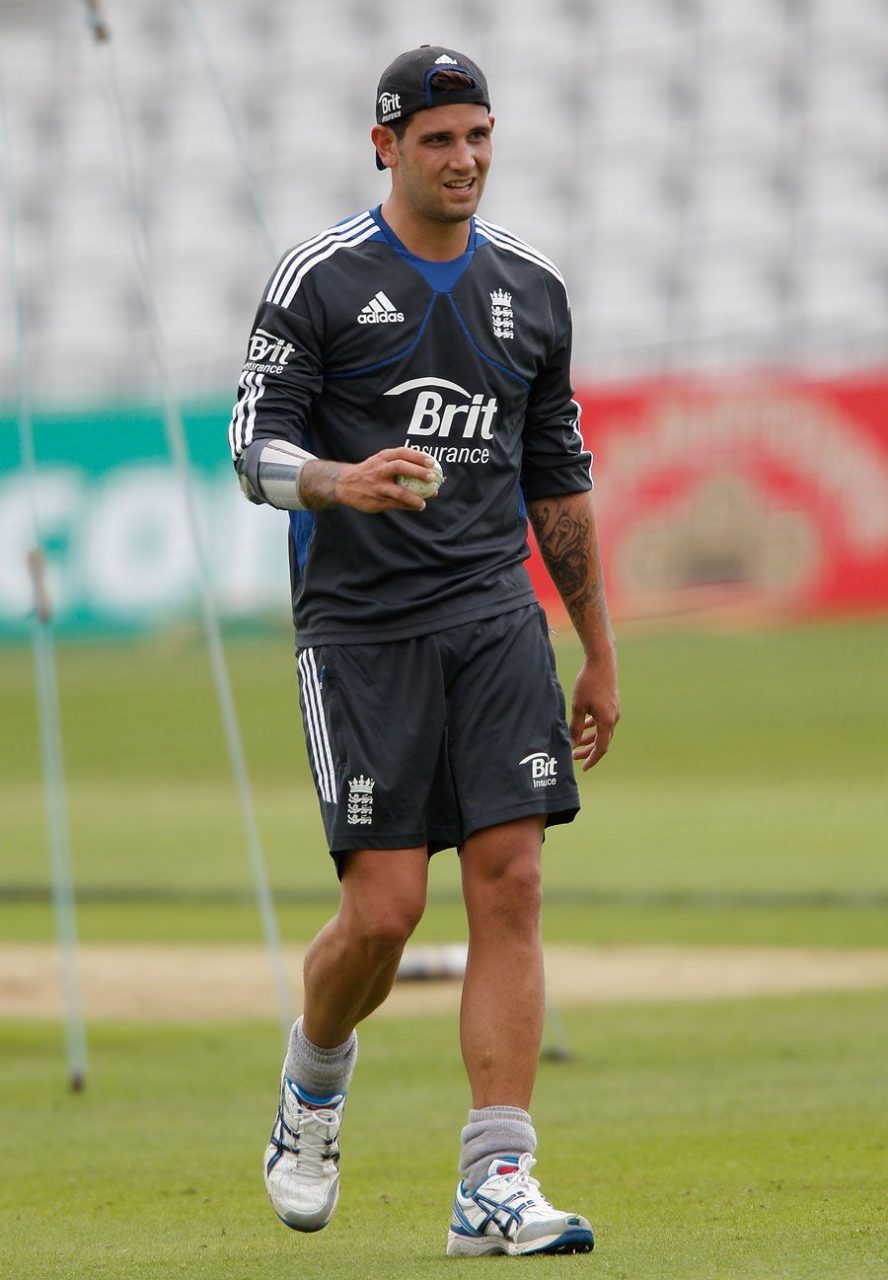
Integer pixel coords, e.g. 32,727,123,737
390,103,494,224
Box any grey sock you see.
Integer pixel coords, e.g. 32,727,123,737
283,1015,358,1099
459,1106,537,1193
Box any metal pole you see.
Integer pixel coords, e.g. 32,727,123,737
83,2,294,1041
178,0,279,262
0,66,88,1090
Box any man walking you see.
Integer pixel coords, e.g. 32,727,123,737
230,44,619,1257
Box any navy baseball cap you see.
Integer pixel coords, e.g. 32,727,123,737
374,45,490,169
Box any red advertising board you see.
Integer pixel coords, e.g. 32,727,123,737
528,377,888,622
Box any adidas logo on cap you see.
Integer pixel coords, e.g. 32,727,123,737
357,290,405,324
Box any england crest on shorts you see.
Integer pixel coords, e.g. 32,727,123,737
490,289,514,340
346,774,375,824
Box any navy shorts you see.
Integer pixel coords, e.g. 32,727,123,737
296,603,580,863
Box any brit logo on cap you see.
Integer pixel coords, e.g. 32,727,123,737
378,91,402,122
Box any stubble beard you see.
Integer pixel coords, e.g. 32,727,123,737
401,168,486,227
423,186,484,226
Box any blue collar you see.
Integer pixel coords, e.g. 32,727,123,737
370,205,476,294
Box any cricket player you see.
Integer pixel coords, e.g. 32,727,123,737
229,44,619,1257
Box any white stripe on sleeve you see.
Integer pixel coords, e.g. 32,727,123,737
267,212,374,304
243,372,265,448
228,370,267,458
279,223,379,308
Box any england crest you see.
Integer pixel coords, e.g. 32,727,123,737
490,289,514,340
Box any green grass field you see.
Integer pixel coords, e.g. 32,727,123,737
2,996,887,1279
2,615,886,944
2,616,887,1278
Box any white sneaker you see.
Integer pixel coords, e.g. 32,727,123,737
263,1077,344,1232
446,1153,594,1257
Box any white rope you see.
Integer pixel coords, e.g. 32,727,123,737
83,4,294,1040
0,65,88,1090
179,0,279,262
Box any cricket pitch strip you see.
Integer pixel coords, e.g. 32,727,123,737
2,943,888,1020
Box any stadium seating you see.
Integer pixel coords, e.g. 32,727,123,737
0,0,886,399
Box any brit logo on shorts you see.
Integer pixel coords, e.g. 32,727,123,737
518,751,558,787
347,775,375,824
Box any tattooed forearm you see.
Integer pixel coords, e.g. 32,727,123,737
529,501,597,605
565,584,610,634
530,503,591,599
528,497,612,638
300,460,345,509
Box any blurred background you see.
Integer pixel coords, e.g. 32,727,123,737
1,0,886,958
2,0,888,631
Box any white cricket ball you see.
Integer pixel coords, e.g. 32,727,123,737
396,456,445,499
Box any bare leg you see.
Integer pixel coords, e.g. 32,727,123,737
302,846,429,1048
459,816,546,1110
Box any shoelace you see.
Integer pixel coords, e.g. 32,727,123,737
277,1101,340,1177
491,1154,558,1220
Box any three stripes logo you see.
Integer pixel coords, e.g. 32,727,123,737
298,650,337,805
358,290,405,325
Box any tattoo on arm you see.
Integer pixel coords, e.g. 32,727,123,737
528,500,608,631
301,460,343,510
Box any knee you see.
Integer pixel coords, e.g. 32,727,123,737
339,849,428,959
349,892,425,956
473,858,543,926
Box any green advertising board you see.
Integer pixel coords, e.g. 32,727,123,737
1,401,290,639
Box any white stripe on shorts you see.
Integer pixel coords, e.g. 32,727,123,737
298,648,337,804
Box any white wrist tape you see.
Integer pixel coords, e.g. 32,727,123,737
254,439,317,510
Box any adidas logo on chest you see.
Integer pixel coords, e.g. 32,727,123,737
357,290,405,324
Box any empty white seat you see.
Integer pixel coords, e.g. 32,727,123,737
2,0,886,397
800,159,888,253
687,251,783,338
696,61,787,154
580,158,683,255
808,0,888,56
45,179,129,267
581,254,673,353
805,60,888,155
796,252,888,331
698,0,791,59
595,0,691,62
690,159,789,249
592,65,685,153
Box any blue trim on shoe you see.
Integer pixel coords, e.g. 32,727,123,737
523,1226,595,1255
451,1188,525,1239
266,1109,290,1173
285,1079,344,1107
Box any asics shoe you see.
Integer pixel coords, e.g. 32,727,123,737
446,1153,594,1257
263,1077,344,1232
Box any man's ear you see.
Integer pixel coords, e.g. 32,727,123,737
371,123,398,170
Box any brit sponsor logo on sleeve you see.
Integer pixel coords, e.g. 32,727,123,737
245,327,296,374
518,751,558,787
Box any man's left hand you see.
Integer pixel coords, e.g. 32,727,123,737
570,650,620,771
